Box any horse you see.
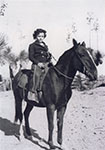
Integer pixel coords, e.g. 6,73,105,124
12,39,98,149
80,41,103,66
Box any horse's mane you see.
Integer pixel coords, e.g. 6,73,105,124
55,47,74,67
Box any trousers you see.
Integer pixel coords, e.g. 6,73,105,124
29,63,49,92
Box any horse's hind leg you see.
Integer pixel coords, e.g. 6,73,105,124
57,105,66,146
24,103,33,139
13,87,24,140
13,88,23,124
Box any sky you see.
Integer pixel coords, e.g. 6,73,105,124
0,0,105,76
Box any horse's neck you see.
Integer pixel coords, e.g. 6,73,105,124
55,50,76,86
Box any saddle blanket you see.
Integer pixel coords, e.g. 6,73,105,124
15,70,29,89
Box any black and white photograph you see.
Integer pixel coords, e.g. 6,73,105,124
0,0,105,149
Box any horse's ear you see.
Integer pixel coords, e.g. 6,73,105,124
73,39,78,47
81,41,86,47
96,50,103,58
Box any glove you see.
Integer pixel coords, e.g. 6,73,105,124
38,63,45,69
48,62,53,67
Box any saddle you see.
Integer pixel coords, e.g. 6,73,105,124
15,63,53,102
15,70,29,89
18,72,28,89
17,69,48,92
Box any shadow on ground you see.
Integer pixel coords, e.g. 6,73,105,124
0,117,61,150
0,117,20,139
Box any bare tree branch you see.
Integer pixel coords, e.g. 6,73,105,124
0,2,8,16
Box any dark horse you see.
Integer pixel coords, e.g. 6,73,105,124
12,39,97,149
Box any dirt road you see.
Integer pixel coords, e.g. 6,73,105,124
0,88,105,150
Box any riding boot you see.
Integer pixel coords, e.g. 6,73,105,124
28,91,39,103
36,70,45,99
37,65,48,99
27,66,39,103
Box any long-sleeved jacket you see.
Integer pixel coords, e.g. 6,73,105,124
28,40,51,65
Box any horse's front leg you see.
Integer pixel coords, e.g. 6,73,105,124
24,103,33,139
57,105,66,146
46,104,55,149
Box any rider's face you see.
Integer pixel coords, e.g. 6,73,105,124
36,32,45,43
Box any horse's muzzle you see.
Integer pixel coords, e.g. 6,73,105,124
88,71,98,81
83,67,97,81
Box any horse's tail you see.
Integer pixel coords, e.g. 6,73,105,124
9,65,15,80
11,69,30,124
13,87,23,124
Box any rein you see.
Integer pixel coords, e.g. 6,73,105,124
51,54,73,80
54,67,73,80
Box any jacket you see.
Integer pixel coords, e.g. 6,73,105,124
28,40,51,65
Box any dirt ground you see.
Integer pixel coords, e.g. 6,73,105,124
0,87,105,150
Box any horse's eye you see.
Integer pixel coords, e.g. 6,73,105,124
78,53,84,57
100,59,103,64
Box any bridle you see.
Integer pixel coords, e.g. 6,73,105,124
51,53,74,80
74,47,96,77
52,45,96,80
54,67,73,80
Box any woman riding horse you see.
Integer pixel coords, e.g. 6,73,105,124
28,28,52,103
12,39,98,149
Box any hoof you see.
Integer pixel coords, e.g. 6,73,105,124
15,133,21,141
25,134,33,140
58,143,67,150
59,145,64,150
13,119,20,125
13,121,17,125
13,120,19,125
48,141,56,149
57,138,62,145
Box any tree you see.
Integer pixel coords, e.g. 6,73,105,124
0,34,7,50
0,2,8,16
7,52,18,65
92,19,99,50
66,22,77,43
17,50,28,70
18,50,28,61
0,33,18,65
0,34,7,64
72,22,77,37
86,12,94,48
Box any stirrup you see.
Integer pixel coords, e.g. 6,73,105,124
37,90,42,99
28,91,39,103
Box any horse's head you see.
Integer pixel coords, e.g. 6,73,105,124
73,39,98,81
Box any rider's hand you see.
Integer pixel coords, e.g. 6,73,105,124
48,62,53,67
37,63,45,69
